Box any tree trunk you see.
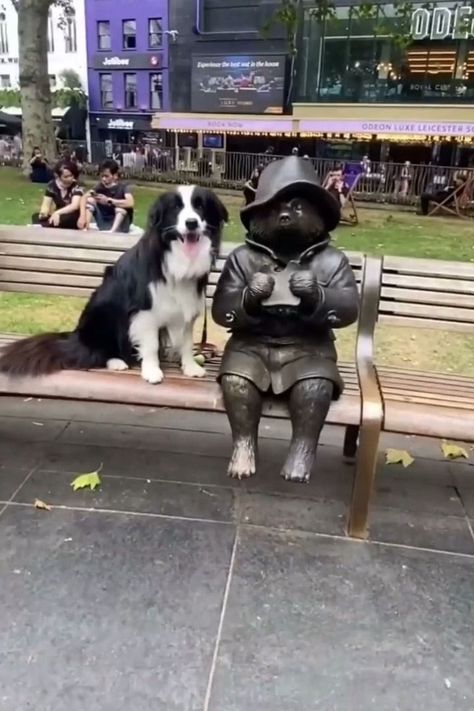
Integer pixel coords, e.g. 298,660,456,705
18,0,56,171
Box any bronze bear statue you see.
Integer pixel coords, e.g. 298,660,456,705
212,156,359,483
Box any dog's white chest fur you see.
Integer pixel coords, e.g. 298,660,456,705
149,279,202,329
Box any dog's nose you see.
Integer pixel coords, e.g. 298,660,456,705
279,212,291,225
185,218,199,231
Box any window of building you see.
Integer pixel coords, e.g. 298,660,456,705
0,74,10,88
124,73,137,108
100,73,113,108
47,10,54,53
64,8,77,53
97,21,111,51
148,19,163,48
0,13,8,55
49,74,56,90
150,73,163,109
123,20,136,50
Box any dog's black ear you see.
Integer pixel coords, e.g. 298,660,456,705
146,194,165,233
207,192,229,225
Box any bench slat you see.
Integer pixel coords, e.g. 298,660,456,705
383,255,474,279
382,272,474,295
0,282,91,298
0,269,102,289
0,256,109,277
0,366,361,425
0,241,125,263
381,286,474,309
379,299,474,327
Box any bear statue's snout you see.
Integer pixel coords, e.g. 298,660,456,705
278,209,292,226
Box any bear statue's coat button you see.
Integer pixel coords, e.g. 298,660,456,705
327,310,340,325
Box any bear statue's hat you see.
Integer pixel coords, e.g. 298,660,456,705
241,155,340,233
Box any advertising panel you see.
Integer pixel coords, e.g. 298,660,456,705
191,55,286,114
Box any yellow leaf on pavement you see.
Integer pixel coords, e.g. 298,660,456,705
385,449,414,468
34,498,52,511
441,442,469,460
70,466,102,492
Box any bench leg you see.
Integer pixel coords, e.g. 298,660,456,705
343,425,359,458
347,418,381,540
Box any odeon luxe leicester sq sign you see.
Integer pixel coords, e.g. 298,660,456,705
411,5,474,40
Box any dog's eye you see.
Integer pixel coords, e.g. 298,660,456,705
193,197,203,211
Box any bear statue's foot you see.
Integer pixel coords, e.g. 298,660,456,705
280,445,313,484
227,438,257,480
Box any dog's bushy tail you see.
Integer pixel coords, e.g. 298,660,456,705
0,332,104,377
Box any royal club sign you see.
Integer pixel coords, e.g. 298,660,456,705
411,5,474,40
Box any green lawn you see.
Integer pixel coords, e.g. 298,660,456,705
1,167,474,259
1,167,473,375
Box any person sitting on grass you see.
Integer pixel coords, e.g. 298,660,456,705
79,159,134,233
31,159,83,229
419,169,469,215
30,147,52,184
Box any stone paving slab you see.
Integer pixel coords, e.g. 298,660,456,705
208,528,474,711
0,506,234,711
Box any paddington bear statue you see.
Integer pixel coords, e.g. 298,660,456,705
212,156,359,483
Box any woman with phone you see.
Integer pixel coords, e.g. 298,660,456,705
31,160,83,229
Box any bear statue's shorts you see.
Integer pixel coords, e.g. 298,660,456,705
218,335,344,398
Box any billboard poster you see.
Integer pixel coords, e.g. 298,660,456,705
191,55,286,114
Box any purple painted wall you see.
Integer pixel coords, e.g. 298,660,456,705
85,0,170,119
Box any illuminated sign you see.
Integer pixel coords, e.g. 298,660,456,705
411,5,474,39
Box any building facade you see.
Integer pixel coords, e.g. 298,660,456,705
0,0,88,91
85,0,170,144
152,0,474,166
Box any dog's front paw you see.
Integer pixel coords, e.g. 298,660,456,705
141,363,164,384
182,361,206,378
106,358,129,372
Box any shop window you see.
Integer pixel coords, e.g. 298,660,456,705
149,19,163,48
97,21,111,51
150,73,163,109
0,13,8,55
0,74,10,88
100,73,113,108
49,74,56,90
124,73,137,108
123,20,136,50
64,9,77,53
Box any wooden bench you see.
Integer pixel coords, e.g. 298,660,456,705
346,254,474,537
0,226,382,538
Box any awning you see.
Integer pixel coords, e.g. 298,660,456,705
152,112,298,135
1,106,70,123
152,108,474,141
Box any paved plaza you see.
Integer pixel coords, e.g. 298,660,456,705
1,397,473,710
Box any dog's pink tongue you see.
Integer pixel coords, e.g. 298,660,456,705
183,235,200,259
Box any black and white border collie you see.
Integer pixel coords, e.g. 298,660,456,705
0,186,228,384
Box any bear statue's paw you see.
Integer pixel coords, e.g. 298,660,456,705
227,439,256,480
280,457,312,484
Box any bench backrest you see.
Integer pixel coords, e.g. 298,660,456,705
380,255,474,333
0,227,364,307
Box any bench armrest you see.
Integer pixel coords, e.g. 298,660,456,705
355,256,384,424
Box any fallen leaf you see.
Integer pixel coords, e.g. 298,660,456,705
34,498,52,511
385,449,414,468
441,442,468,460
70,465,103,492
